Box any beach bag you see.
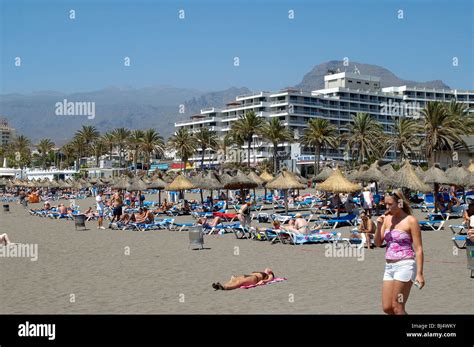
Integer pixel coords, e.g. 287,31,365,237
257,214,269,223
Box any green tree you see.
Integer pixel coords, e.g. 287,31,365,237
140,129,165,168
90,140,107,167
101,132,116,161
344,112,384,166
75,125,100,156
112,128,131,168
128,130,145,173
388,118,422,161
299,118,338,175
36,138,55,169
260,117,294,174
231,111,265,167
168,128,197,173
420,101,468,165
195,128,218,169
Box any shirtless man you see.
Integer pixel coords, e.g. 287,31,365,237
212,268,275,290
283,213,309,234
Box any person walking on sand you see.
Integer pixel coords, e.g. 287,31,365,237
96,190,105,230
212,268,275,290
375,190,425,315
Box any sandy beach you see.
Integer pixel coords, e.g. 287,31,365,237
1,191,472,314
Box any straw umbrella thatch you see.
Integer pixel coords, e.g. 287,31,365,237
380,163,396,178
146,176,167,205
394,160,431,193
423,163,450,185
247,171,265,203
445,163,472,187
423,163,450,212
266,170,306,214
223,170,258,204
191,172,207,203
259,170,274,202
314,166,334,182
414,166,425,181
126,177,148,192
165,174,196,200
316,167,360,194
112,177,129,190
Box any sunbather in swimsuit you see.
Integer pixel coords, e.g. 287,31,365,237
212,268,275,290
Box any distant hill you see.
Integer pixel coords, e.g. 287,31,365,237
0,86,248,144
0,61,454,143
295,60,450,91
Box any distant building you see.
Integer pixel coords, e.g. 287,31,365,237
175,71,474,174
0,118,15,147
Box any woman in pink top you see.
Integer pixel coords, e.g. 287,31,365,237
375,190,425,315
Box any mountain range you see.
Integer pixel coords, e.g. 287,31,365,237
0,61,452,145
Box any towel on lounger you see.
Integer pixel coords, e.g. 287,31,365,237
240,277,287,289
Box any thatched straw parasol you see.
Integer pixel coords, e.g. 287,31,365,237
394,160,431,192
414,166,425,181
126,177,148,192
165,174,196,200
259,170,274,183
247,171,264,187
380,163,396,178
259,170,274,202
146,176,167,204
266,170,306,214
112,177,129,190
316,167,360,193
423,163,450,185
314,166,334,182
446,162,472,187
223,170,258,204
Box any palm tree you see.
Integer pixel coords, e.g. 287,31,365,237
140,129,165,168
101,132,116,161
128,130,145,173
420,101,467,165
388,118,422,161
218,133,234,164
60,143,76,169
10,135,32,168
260,117,294,174
299,118,338,175
195,128,218,169
71,136,87,169
231,111,265,167
344,112,384,166
90,140,107,167
36,138,55,169
168,128,196,173
75,125,99,156
112,128,130,168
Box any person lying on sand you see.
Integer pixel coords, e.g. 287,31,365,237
281,213,308,234
0,233,11,246
197,216,221,228
212,268,275,290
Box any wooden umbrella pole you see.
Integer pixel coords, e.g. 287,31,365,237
158,190,161,206
284,189,288,215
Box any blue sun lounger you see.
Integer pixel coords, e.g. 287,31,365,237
452,235,468,249
419,214,445,231
320,214,357,229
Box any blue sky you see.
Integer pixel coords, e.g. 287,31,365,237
0,0,473,94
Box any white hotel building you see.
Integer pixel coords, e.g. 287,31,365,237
175,72,474,174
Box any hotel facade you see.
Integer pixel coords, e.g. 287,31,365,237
175,72,474,174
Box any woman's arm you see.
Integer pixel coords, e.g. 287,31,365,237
410,216,425,288
374,216,385,247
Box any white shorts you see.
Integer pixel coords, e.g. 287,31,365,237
383,259,416,282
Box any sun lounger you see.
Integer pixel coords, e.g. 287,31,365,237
419,214,445,231
276,229,337,245
169,221,196,231
452,235,468,249
319,214,357,229
205,222,241,235
449,224,466,235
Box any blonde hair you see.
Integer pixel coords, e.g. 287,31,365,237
389,189,413,215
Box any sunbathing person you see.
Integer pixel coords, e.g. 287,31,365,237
58,204,68,215
0,233,11,246
212,268,275,290
282,213,308,234
135,208,154,224
197,216,221,228
354,212,375,249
